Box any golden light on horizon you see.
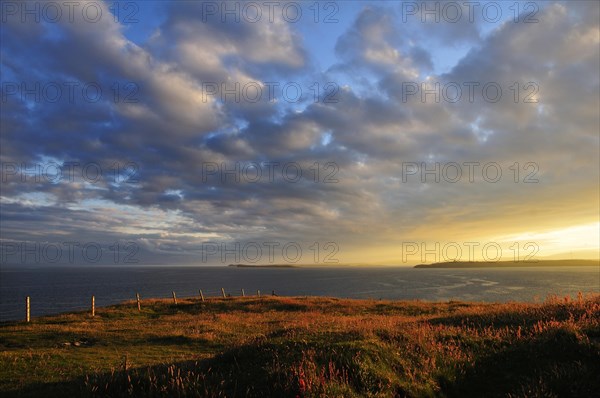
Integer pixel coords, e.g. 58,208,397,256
495,222,600,260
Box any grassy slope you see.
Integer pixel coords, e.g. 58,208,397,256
1,295,599,397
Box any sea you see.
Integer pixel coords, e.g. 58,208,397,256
1,265,599,321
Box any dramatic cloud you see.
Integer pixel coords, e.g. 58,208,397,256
1,1,598,265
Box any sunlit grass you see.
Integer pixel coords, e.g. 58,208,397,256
1,294,599,397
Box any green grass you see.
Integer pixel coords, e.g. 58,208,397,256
1,295,599,397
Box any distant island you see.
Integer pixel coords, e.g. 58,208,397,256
414,259,599,268
228,261,600,269
228,264,298,268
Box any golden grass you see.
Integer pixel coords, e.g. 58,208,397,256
1,294,599,397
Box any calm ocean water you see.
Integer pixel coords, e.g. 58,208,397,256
1,266,599,321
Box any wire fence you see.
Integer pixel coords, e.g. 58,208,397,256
0,287,276,322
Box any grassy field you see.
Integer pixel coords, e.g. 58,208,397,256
1,294,599,397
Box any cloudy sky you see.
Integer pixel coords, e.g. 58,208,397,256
1,1,598,266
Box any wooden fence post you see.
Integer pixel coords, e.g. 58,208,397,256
26,296,30,323
221,288,226,298
241,288,245,297
136,293,141,311
172,291,178,305
91,295,95,317
199,290,205,302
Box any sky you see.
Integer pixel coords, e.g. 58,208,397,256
0,0,599,266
